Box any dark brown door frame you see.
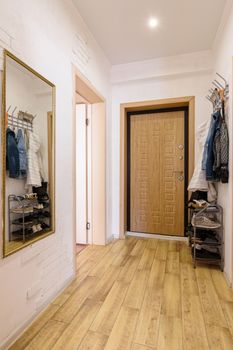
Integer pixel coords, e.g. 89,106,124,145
120,96,195,239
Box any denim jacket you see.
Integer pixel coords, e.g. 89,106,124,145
6,128,20,178
17,129,27,177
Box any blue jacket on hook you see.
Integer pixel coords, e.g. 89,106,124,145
6,128,20,178
17,129,27,176
205,110,221,181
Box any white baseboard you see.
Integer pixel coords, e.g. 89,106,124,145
223,270,232,288
126,231,188,242
106,234,114,244
2,273,75,350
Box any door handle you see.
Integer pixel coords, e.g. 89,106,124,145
173,170,183,174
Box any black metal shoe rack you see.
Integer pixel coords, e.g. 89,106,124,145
8,194,50,243
189,204,224,270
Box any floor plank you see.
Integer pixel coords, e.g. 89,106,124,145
157,316,183,350
161,273,181,318
155,240,168,260
9,304,60,350
104,306,139,350
124,269,149,309
90,280,129,335
78,330,108,350
205,325,233,350
132,344,155,350
134,288,161,347
51,298,102,350
165,251,180,275
220,301,233,337
182,295,209,350
197,276,228,328
52,276,97,323
24,320,67,350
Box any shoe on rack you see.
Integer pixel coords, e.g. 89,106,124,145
36,224,42,231
11,206,34,214
192,247,221,260
41,222,50,230
191,215,221,229
189,200,208,209
34,204,44,210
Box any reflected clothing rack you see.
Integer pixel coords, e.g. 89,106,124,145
7,113,33,132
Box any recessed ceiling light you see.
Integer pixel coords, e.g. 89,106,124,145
148,17,159,29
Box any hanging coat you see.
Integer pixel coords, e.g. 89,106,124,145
220,121,229,183
17,129,27,177
205,110,221,181
6,128,20,178
26,132,45,187
188,120,210,192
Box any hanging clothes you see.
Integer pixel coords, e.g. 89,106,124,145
26,131,45,187
188,120,210,192
220,120,229,183
17,129,27,177
205,110,221,182
188,120,217,202
6,128,20,178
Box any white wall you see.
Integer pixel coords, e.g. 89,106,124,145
0,0,111,348
212,2,233,285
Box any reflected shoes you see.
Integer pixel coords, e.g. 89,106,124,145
32,224,42,234
191,215,221,229
11,206,34,214
34,203,43,210
24,193,38,200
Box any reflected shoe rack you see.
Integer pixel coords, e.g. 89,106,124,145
189,204,224,270
8,194,51,243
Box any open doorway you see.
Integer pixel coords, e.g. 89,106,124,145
75,100,91,253
72,66,106,258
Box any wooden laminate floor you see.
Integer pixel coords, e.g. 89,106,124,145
10,237,233,350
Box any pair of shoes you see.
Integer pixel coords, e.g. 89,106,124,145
32,224,42,233
11,206,34,214
192,247,221,260
192,215,221,229
34,203,43,210
33,211,50,220
189,200,208,209
191,230,219,245
12,228,33,237
41,222,50,230
24,193,37,200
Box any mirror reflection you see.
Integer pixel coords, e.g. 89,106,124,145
3,51,55,257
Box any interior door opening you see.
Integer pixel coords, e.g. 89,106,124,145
73,65,106,262
127,107,189,237
76,102,92,246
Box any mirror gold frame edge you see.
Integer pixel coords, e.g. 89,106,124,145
1,49,56,258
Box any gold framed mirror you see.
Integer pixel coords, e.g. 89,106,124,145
1,50,55,257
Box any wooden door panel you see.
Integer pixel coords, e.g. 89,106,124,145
130,111,185,236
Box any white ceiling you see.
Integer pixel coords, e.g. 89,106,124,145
73,0,226,65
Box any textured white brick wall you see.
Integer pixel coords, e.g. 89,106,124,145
0,1,111,348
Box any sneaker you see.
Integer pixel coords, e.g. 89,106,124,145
189,200,208,209
11,206,34,214
34,204,44,210
192,215,221,229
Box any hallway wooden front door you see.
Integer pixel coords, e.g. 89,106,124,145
129,109,186,236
